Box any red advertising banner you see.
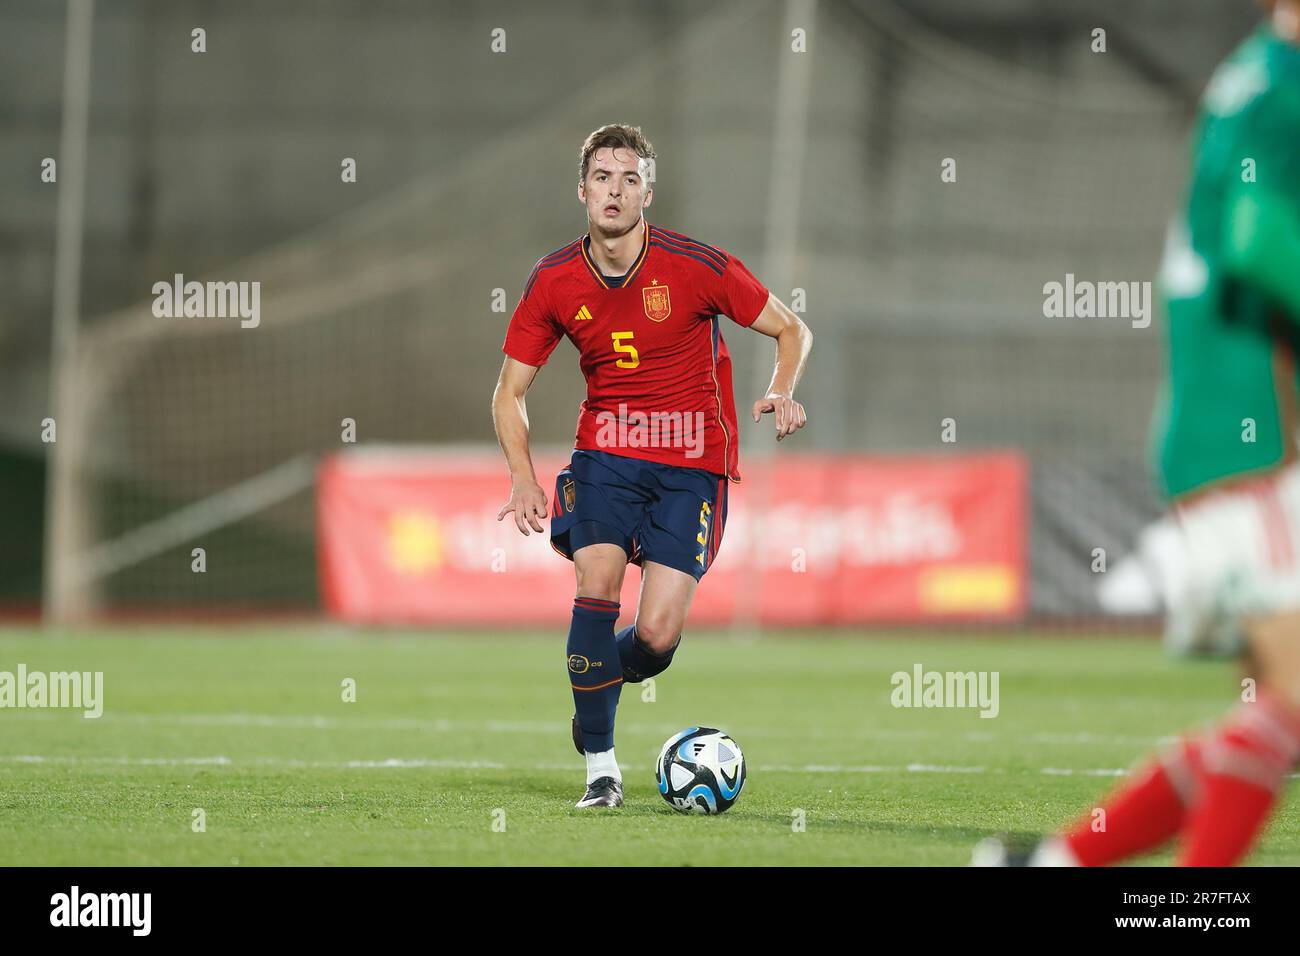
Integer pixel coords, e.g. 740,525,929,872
317,449,1028,626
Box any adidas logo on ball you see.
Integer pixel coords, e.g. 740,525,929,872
655,727,746,815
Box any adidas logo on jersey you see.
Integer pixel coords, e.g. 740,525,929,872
574,305,593,321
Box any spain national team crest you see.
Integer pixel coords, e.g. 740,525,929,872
562,478,576,513
642,282,671,322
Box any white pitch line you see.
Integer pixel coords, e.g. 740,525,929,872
12,711,1181,748
908,764,985,774
0,753,1155,777
1041,767,1130,777
8,754,1300,779
5,754,233,766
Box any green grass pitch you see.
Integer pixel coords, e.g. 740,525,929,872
0,626,1296,866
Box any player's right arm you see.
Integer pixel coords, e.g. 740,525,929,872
495,263,565,536
492,356,549,535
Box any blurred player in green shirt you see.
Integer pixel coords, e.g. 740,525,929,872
1142,0,1300,663
1152,7,1300,501
979,0,1300,867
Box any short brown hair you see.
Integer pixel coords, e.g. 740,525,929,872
578,124,656,185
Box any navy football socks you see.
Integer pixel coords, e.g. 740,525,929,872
568,597,623,753
616,625,679,683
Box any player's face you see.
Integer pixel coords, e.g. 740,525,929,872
579,146,652,236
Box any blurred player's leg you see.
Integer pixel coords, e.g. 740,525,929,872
569,542,629,808
1050,614,1300,866
1177,613,1300,865
1177,696,1300,865
1056,736,1203,866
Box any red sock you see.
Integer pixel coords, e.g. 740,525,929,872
1178,694,1300,867
1063,737,1201,866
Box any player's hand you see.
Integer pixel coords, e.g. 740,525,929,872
497,479,549,535
752,392,807,442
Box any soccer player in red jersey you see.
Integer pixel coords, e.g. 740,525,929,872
491,124,813,808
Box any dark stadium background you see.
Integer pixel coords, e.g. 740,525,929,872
0,0,1262,622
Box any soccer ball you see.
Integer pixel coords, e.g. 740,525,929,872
655,727,745,814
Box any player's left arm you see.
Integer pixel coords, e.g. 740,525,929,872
748,293,813,441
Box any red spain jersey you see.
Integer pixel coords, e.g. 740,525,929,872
502,219,769,481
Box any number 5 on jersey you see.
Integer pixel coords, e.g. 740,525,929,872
611,331,639,369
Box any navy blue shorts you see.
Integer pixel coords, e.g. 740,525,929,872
549,449,730,581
